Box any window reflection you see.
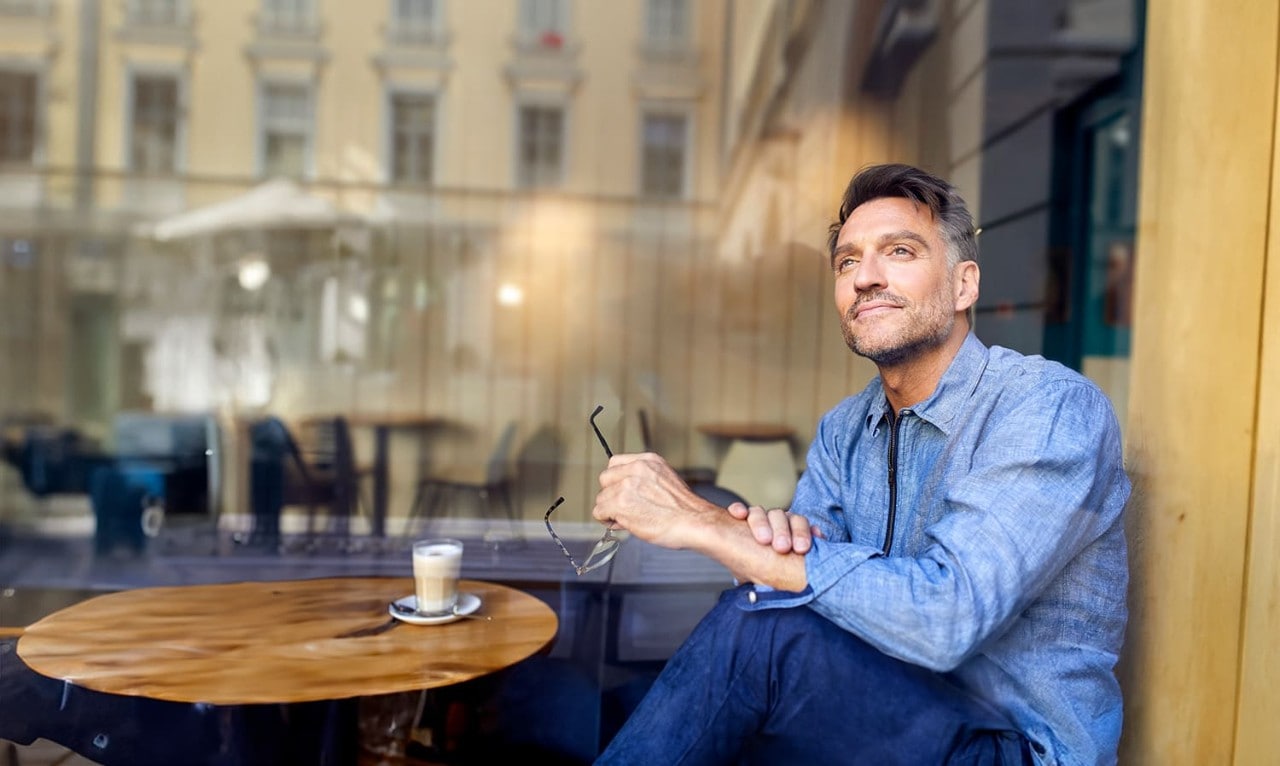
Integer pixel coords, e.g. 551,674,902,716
0,2,1141,555
0,2,1149,760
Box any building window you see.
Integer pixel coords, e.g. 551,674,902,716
389,92,436,184
641,112,688,198
390,0,439,40
260,83,312,178
126,0,186,26
260,0,316,36
0,0,49,17
130,75,180,174
645,0,689,47
0,71,37,166
517,104,564,189
519,0,567,47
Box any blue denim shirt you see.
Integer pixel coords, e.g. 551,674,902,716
744,333,1129,766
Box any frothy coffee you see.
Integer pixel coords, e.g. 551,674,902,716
412,540,463,614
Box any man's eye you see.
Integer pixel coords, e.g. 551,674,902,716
837,257,858,272
890,246,912,257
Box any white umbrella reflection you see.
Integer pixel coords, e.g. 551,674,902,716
129,179,370,413
133,178,360,241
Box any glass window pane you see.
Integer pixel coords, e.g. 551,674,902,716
0,71,36,164
646,0,687,44
130,0,182,25
520,0,564,35
642,113,686,198
262,83,310,177
393,0,435,24
131,75,179,173
518,105,564,188
390,93,435,183
262,0,313,30
264,133,306,177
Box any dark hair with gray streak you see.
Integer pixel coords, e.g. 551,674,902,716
827,163,978,267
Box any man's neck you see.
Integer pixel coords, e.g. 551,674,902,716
878,328,969,413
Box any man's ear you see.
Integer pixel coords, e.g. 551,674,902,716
954,260,980,313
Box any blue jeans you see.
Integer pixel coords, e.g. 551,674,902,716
597,586,1031,765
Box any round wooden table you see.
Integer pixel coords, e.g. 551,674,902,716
17,578,558,705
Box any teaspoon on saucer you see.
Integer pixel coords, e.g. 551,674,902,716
391,601,491,621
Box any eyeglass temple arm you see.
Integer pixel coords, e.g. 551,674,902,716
544,497,579,564
589,404,613,458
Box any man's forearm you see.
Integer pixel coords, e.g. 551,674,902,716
688,511,809,591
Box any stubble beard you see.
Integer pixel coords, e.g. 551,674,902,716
842,289,957,367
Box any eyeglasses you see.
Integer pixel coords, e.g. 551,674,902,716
545,405,624,575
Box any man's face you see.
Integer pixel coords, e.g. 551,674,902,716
831,197,971,366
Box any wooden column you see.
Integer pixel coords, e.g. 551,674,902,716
1235,24,1280,763
1120,1,1279,763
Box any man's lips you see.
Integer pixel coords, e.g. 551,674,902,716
853,301,902,319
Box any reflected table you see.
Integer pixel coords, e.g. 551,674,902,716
16,578,558,761
696,422,796,442
345,414,449,538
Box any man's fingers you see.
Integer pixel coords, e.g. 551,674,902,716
744,505,773,543
768,509,793,552
789,512,813,554
726,501,749,520
603,452,655,467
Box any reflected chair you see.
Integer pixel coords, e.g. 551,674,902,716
3,425,108,498
296,416,365,539
407,421,521,543
714,438,797,510
636,409,745,506
248,416,362,549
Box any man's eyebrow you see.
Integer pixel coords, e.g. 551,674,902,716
878,230,930,249
830,230,931,268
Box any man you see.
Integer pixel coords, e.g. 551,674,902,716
591,163,1129,765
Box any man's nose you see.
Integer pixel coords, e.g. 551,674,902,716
853,252,887,292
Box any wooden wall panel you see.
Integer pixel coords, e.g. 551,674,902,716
650,228,697,469
1119,1,1278,762
689,242,729,465
1235,59,1280,760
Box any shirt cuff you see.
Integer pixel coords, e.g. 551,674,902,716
735,582,815,611
732,538,880,611
802,537,880,597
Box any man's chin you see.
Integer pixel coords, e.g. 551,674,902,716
851,344,911,367
845,334,899,364
847,332,944,367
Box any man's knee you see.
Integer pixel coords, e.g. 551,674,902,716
699,587,862,668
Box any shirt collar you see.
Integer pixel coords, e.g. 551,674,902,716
862,332,989,435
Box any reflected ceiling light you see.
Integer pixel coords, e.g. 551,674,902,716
497,283,524,307
237,258,271,291
348,294,369,323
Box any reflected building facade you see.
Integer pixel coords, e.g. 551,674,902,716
0,0,1141,531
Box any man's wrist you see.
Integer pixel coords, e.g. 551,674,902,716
695,511,808,591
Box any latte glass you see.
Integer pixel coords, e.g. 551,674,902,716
411,538,463,615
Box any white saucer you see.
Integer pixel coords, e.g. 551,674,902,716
389,592,483,625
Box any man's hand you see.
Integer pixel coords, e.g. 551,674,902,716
727,502,822,554
593,454,811,590
592,453,719,549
